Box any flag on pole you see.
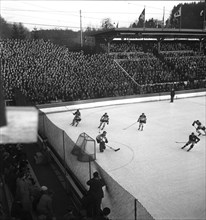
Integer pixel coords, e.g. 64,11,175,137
174,6,182,18
139,8,145,21
200,10,204,16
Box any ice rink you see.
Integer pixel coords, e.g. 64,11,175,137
42,95,206,220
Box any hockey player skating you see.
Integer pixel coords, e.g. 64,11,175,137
192,120,206,136
98,113,109,131
181,132,200,152
71,109,81,126
96,131,108,152
137,113,147,131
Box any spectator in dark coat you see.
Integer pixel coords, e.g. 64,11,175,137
83,172,106,217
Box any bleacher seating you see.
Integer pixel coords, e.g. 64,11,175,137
1,39,206,105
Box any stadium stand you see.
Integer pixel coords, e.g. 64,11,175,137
1,38,205,105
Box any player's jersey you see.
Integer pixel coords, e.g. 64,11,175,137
96,134,108,143
101,115,109,122
189,134,199,142
192,120,201,126
138,115,146,123
74,111,81,120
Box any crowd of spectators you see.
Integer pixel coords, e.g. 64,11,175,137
0,143,40,219
159,41,201,52
1,39,205,105
1,39,137,104
0,143,111,220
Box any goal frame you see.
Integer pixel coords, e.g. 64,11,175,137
71,132,96,162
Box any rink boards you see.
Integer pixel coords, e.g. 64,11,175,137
39,92,206,220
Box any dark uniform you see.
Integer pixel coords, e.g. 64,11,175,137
137,113,147,131
181,132,200,152
96,131,108,152
71,109,81,126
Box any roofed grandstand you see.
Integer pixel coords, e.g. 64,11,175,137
1,28,206,105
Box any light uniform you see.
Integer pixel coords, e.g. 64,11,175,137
192,120,206,136
98,113,109,130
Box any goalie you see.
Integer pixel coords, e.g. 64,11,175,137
192,120,206,136
137,113,147,131
71,109,81,127
98,113,109,131
96,131,108,153
181,132,200,152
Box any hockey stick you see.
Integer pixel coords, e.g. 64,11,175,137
123,122,137,130
175,141,187,143
106,144,120,152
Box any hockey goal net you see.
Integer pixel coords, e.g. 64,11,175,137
71,132,96,162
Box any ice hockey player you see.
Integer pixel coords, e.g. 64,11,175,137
98,113,109,130
192,120,206,136
181,132,200,152
96,131,108,152
137,113,147,131
71,109,81,126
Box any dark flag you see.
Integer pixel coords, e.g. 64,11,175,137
174,6,182,18
139,8,145,22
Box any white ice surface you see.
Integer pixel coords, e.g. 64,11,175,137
43,96,206,220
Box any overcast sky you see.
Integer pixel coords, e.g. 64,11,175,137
0,0,201,31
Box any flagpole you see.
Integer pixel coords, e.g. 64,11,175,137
162,6,165,30
179,5,182,30
204,0,206,30
143,5,145,29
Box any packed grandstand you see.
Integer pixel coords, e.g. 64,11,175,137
1,35,206,105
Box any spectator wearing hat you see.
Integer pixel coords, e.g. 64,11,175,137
36,188,56,220
63,206,78,220
94,207,111,220
84,172,106,217
96,131,108,152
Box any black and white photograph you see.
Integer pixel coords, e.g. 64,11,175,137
0,1,206,220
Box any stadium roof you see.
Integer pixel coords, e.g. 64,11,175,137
90,28,206,42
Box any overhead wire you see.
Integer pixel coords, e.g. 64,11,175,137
1,2,178,31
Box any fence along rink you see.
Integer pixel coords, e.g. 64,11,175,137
38,112,154,219
71,132,96,162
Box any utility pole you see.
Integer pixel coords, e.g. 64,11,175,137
80,10,83,48
162,6,165,29
204,0,206,30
